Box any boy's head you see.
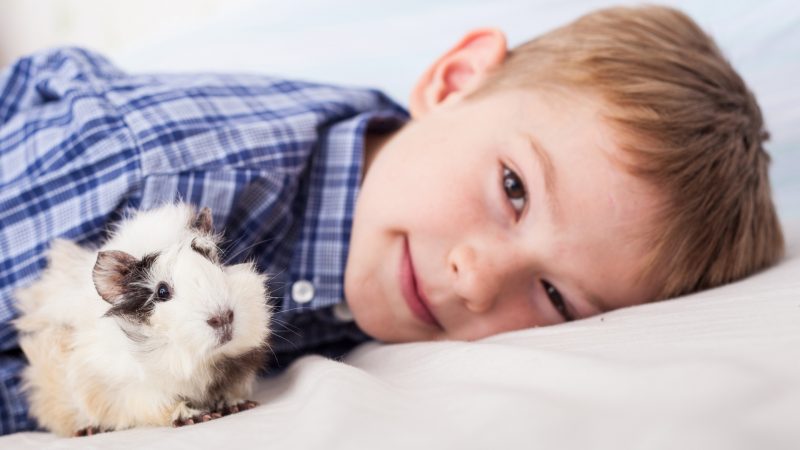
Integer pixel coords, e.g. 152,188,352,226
344,5,785,342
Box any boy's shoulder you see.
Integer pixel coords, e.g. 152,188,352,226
18,46,401,122
5,47,408,175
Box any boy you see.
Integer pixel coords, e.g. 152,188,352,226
0,5,784,434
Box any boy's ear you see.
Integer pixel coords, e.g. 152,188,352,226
410,28,507,118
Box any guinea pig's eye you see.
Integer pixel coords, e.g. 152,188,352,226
155,282,172,301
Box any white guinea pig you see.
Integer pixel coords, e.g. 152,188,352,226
13,202,271,437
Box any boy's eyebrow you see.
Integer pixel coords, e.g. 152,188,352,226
525,134,561,224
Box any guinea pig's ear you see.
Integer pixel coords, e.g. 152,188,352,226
192,206,214,234
92,250,136,304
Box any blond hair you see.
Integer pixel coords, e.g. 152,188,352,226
477,5,784,300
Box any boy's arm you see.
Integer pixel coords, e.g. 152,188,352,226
0,351,37,434
0,47,125,126
0,48,146,436
0,48,140,351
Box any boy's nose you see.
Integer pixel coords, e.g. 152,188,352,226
448,244,504,314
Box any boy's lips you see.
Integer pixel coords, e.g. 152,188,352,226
400,237,442,330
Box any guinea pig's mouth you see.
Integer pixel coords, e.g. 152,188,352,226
217,329,233,346
210,325,233,347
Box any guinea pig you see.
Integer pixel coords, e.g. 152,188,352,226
12,202,271,437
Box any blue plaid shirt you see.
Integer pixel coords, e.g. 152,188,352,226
0,47,408,434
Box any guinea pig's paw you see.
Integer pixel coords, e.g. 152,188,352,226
217,399,259,416
172,411,223,427
171,401,222,427
74,425,112,437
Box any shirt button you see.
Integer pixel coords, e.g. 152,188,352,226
332,302,354,322
291,280,315,304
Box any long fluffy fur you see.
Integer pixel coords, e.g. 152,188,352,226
13,203,271,436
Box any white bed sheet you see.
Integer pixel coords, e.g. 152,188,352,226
1,1,798,448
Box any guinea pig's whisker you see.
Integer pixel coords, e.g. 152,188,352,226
219,229,247,246
268,334,297,347
222,237,277,265
264,268,285,282
268,319,301,338
263,342,278,363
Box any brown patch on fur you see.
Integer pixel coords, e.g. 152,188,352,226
208,347,266,397
102,252,159,323
79,375,114,430
191,238,218,263
192,207,214,235
93,250,137,303
17,324,80,437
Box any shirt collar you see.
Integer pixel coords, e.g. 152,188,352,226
284,103,408,312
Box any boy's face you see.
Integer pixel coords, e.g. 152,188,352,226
345,88,661,343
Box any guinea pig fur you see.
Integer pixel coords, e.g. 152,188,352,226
13,202,271,437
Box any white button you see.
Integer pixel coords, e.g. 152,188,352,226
291,280,315,303
332,302,354,322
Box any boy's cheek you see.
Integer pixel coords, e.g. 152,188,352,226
456,303,549,340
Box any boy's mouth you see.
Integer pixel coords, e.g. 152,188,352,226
400,237,443,330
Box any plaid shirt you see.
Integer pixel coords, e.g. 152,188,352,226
0,47,408,434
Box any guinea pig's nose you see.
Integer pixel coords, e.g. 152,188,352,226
207,309,234,329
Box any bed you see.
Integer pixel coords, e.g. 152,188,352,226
1,0,798,448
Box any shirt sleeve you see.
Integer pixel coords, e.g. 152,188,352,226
0,48,143,344
0,351,39,434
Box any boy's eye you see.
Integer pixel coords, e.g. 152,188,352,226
542,280,573,322
502,166,527,215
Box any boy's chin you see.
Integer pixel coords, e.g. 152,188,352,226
356,316,443,343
